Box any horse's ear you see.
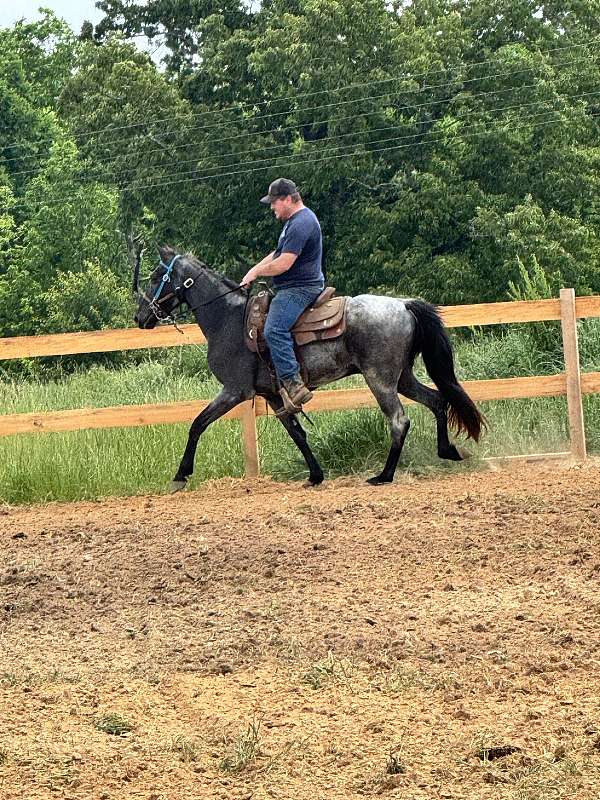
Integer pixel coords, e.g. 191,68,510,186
157,243,175,262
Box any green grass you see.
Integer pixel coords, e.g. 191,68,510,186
302,655,337,690
219,719,262,774
94,713,134,736
1,324,599,505
169,734,200,763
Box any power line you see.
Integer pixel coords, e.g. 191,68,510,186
12,88,598,188
2,53,596,189
10,82,598,181
41,55,600,152
17,108,596,210
101,90,600,181
118,105,596,193
1,39,598,161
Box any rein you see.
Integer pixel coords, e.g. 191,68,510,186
139,254,249,328
197,283,249,307
137,256,313,424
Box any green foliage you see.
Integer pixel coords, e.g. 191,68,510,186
219,719,262,773
0,16,130,339
508,254,554,302
1,149,126,336
94,713,134,736
474,196,600,298
0,10,78,107
2,1,600,344
95,0,253,74
507,253,564,352
42,261,132,333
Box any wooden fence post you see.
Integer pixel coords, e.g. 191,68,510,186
240,400,260,477
560,288,587,461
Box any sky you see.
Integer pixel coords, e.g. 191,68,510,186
0,1,104,33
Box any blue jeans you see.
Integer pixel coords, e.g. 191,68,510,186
264,285,324,382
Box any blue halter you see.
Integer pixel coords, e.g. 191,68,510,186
152,254,182,303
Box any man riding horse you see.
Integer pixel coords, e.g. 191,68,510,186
241,178,324,415
134,182,484,488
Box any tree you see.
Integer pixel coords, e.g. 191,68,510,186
4,0,600,340
95,0,254,73
0,11,78,108
1,132,126,336
59,36,200,245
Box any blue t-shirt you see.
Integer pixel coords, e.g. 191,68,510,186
273,207,324,289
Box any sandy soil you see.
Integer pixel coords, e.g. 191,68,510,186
1,462,600,799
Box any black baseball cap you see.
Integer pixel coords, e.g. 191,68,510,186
260,177,299,204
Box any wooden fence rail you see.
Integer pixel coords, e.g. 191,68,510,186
2,295,600,361
1,290,599,475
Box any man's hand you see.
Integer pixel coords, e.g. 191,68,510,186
241,267,258,286
241,252,296,286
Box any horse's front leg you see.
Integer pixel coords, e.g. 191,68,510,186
171,388,244,491
267,395,324,486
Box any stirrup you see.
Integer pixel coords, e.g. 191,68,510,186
278,386,302,415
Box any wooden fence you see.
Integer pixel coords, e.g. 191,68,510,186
1,288,599,475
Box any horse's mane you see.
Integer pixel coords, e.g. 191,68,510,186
185,252,240,289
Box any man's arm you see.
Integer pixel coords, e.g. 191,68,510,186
241,252,297,285
252,250,276,270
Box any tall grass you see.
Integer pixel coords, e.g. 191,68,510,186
1,321,599,505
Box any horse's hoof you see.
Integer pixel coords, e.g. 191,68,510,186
303,474,324,488
367,474,392,485
439,445,463,461
169,480,187,493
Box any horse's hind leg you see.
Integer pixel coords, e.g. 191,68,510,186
364,373,411,484
267,395,324,486
398,370,462,461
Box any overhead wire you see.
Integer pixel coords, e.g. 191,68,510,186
15,107,597,210
89,89,600,181
80,55,596,150
118,106,599,193
3,51,598,185
9,87,599,185
1,37,598,163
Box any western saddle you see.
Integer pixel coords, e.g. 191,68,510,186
244,287,348,355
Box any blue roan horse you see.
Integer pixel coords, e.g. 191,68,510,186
135,246,484,489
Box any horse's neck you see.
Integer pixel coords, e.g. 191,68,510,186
186,268,243,338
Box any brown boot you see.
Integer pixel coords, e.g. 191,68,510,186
279,375,313,414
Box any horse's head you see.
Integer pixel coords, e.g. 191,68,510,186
134,245,192,329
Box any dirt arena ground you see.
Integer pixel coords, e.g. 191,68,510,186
1,461,600,799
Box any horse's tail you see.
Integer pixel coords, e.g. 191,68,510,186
405,299,485,442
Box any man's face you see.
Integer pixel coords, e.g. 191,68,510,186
270,195,293,220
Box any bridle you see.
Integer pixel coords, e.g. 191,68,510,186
138,254,193,323
135,252,249,327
